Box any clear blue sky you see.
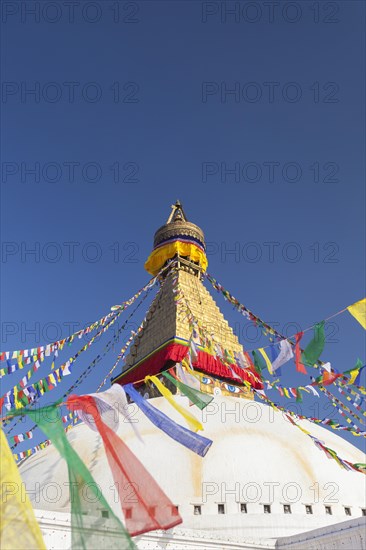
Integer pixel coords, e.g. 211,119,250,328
1,1,365,453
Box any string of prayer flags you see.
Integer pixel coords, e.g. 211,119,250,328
96,320,146,391
10,402,135,550
13,420,79,461
301,321,326,368
337,386,366,417
337,383,365,409
347,298,366,330
14,440,52,461
9,429,34,446
1,353,45,379
318,385,365,426
6,350,58,400
0,277,158,367
205,273,264,328
67,392,182,536
205,272,364,383
309,434,366,472
0,344,63,376
254,389,366,450
6,289,153,419
337,374,366,394
205,272,365,343
6,314,143,447
93,288,154,396
162,370,214,410
0,428,47,550
299,426,366,472
124,384,213,457
0,320,111,371
294,332,307,374
255,385,365,436
1,309,124,412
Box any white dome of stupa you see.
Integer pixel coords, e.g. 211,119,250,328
19,394,366,545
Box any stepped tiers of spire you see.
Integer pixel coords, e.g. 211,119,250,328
113,202,261,394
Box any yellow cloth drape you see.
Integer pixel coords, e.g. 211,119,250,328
348,298,366,330
145,375,203,432
0,428,46,550
258,348,273,375
144,241,208,276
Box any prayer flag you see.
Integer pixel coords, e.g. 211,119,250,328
348,298,366,329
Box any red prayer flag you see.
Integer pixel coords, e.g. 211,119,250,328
322,371,342,386
295,332,307,374
67,394,182,536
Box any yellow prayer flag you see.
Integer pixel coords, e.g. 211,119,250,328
258,348,273,374
347,298,366,330
145,375,203,432
13,387,21,410
0,429,46,550
182,357,195,375
347,369,359,385
283,388,290,399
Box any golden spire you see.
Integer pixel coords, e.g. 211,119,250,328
145,202,207,276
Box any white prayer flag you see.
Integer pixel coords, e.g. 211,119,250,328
272,340,294,372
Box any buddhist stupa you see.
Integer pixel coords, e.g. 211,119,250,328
18,203,366,549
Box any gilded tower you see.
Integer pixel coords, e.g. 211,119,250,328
113,202,261,398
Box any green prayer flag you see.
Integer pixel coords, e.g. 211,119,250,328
18,392,29,407
162,372,214,410
296,389,303,403
354,358,363,370
252,350,265,378
10,404,135,550
301,321,325,367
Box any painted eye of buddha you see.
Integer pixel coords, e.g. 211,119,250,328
223,383,241,394
202,376,213,385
